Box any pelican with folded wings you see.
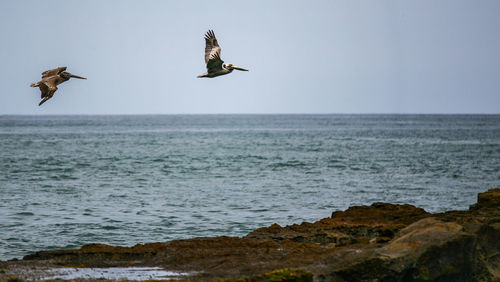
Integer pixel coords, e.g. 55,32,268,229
197,30,248,78
30,67,86,106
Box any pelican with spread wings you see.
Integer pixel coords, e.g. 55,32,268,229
30,67,86,106
197,30,248,78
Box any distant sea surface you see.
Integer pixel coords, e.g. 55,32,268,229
1,114,499,260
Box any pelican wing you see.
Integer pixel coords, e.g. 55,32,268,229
39,83,49,98
39,92,54,106
40,82,57,99
204,30,221,64
38,84,57,106
206,53,224,73
41,66,67,78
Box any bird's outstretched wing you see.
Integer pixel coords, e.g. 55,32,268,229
206,53,224,73
39,85,57,106
41,66,67,78
204,30,221,64
39,82,57,99
39,83,49,98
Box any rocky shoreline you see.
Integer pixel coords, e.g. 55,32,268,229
1,188,499,281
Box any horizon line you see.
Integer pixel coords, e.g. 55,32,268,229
1,113,500,116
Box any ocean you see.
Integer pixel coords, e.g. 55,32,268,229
1,114,499,260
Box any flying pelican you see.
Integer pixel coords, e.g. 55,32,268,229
30,66,86,106
197,30,248,78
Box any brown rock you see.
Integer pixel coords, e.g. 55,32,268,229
470,187,500,210
247,202,430,247
378,217,464,259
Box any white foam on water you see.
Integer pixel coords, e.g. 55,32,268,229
42,266,189,280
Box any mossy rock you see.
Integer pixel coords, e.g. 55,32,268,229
212,268,313,282
263,268,313,282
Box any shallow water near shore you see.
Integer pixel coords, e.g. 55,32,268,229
42,267,187,280
1,114,499,260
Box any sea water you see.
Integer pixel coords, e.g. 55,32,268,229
1,114,499,260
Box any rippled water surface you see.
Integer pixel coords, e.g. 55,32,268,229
1,114,499,259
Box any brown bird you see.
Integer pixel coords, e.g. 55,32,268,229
197,30,248,78
30,66,87,106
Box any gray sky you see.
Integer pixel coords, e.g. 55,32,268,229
1,0,499,114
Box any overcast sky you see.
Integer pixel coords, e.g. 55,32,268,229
1,1,499,114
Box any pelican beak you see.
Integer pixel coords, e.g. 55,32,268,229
232,66,248,71
70,74,87,79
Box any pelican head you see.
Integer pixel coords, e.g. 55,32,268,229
223,63,248,72
60,71,87,80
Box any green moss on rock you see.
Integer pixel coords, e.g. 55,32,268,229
213,268,313,282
